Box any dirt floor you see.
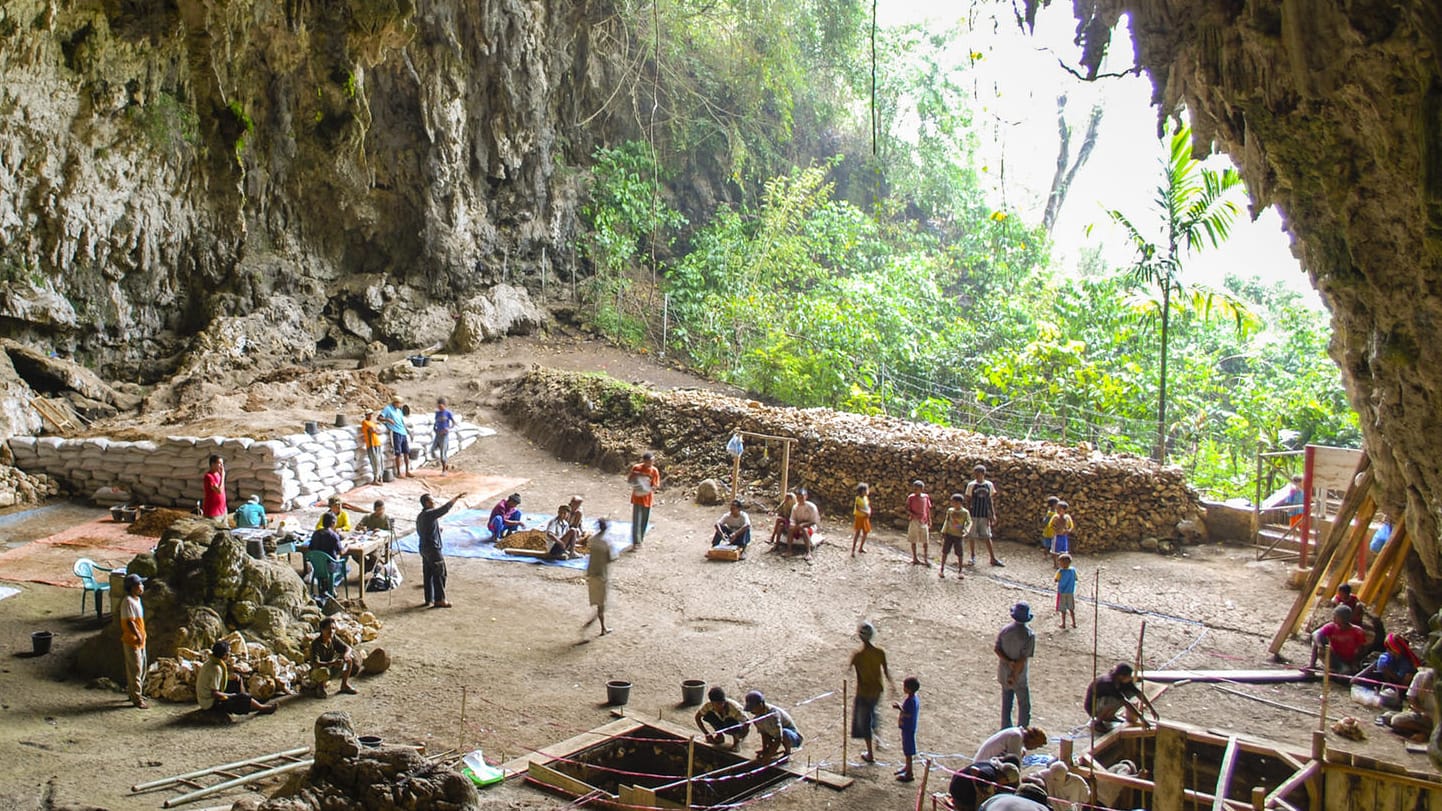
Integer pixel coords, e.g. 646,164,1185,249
0,334,1430,810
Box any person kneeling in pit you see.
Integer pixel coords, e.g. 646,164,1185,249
1085,662,1158,732
744,690,802,761
695,686,750,750
196,641,277,717
307,617,358,697
712,500,752,557
1311,604,1368,675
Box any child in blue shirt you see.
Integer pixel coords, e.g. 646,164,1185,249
432,398,457,474
893,675,921,782
1055,553,1078,630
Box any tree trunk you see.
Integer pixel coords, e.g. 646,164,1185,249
1156,280,1171,462
1043,97,1105,234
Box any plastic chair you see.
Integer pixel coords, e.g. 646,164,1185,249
304,549,349,601
73,558,112,619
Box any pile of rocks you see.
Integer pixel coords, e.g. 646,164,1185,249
0,461,60,507
501,368,1207,552
233,712,480,811
6,416,489,511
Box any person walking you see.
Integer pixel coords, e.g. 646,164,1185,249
995,601,1036,729
120,574,148,709
849,620,896,765
416,490,466,608
584,518,617,636
627,453,661,549
432,397,456,474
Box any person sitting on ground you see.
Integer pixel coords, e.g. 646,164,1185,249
695,686,750,750
566,495,586,533
1311,603,1368,675
949,760,1020,811
487,493,524,542
712,500,752,554
743,690,802,761
1332,582,1365,621
768,492,797,547
234,495,267,529
973,725,1048,764
1383,666,1437,740
316,495,352,532
1358,632,1421,690
1085,662,1158,731
357,499,391,533
196,641,277,717
544,504,580,560
309,511,349,559
977,782,1050,811
786,489,821,561
307,617,358,697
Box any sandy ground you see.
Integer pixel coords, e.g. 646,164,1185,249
0,334,1429,810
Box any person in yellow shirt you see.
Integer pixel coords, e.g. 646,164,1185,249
120,574,148,709
1041,496,1059,560
851,483,871,556
849,621,896,765
359,411,385,485
315,495,353,532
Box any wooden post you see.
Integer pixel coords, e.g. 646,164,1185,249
686,736,695,810
459,685,468,754
1319,647,1331,733
1152,723,1187,811
780,440,791,502
1309,731,1325,811
1251,786,1267,811
841,680,848,777
1212,736,1240,811
1059,737,1074,768
731,450,742,502
1299,445,1315,568
914,758,931,811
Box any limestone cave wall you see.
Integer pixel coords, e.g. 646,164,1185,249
1056,0,1442,617
0,0,628,380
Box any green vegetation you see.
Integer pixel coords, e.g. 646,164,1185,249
227,100,254,164
574,7,1358,498
130,92,199,155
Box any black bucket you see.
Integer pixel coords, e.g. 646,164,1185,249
408,355,430,368
606,680,632,706
382,470,395,483
681,679,707,706
31,631,53,655
358,735,383,748
304,421,319,435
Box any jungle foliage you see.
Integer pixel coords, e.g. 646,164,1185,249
577,4,1358,498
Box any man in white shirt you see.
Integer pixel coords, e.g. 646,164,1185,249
786,489,821,561
712,500,752,556
545,504,580,560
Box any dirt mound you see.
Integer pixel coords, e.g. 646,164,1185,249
128,508,192,537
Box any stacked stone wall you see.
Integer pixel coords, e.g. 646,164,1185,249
501,368,1205,551
6,418,489,511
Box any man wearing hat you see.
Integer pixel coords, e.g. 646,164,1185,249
379,395,412,479
120,573,148,709
995,602,1037,729
234,494,267,529
743,690,802,761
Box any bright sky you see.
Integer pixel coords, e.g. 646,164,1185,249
878,1,1319,303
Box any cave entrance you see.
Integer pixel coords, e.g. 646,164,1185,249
507,716,850,809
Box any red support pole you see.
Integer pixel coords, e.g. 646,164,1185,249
1299,445,1315,569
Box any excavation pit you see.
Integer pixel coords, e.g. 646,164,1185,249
511,717,850,809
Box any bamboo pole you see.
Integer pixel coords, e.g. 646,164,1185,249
780,440,791,502
162,760,314,808
132,748,312,792
914,758,931,811
1319,648,1331,733
459,685,468,754
841,680,848,777
1371,526,1413,615
1357,518,1405,605
1089,568,1101,806
731,453,741,501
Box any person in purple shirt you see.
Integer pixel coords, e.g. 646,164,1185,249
432,398,457,474
487,493,523,541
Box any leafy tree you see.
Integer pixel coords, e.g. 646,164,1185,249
1105,123,1248,461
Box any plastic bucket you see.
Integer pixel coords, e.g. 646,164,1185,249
382,470,395,483
31,631,53,655
358,735,383,748
408,355,430,368
606,679,632,706
335,414,350,427
408,448,420,461
304,420,319,435
681,679,707,706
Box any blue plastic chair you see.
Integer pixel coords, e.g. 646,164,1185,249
73,558,112,619
304,550,349,601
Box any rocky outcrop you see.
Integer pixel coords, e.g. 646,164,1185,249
501,367,1205,551
0,0,626,378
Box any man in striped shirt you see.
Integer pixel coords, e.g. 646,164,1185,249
965,464,1004,567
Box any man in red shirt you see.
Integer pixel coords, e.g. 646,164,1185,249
628,453,661,550
201,455,227,519
1311,604,1368,674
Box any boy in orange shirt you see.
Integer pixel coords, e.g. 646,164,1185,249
628,452,661,549
359,411,385,484
120,574,148,709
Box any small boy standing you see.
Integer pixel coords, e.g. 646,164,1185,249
852,483,872,556
432,397,457,474
1041,496,1060,558
938,494,971,579
1048,501,1075,567
906,480,933,566
1055,553,1078,629
894,676,921,782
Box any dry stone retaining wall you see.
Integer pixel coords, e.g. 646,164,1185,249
6,418,490,511
501,368,1205,551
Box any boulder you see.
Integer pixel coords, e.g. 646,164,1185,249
362,647,391,675
1175,516,1208,544
695,478,726,505
1200,499,1255,545
448,284,546,352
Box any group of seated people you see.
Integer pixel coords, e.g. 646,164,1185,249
195,617,361,719
490,492,592,561
693,687,804,761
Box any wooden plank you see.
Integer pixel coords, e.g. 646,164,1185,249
1089,767,1254,811
1269,463,1372,656
498,719,644,778
525,760,607,800
1213,736,1240,811
1153,724,1187,811
1322,762,1442,793
1372,526,1413,616
1357,518,1405,605
1317,493,1376,605
1265,761,1318,806
1143,669,1316,684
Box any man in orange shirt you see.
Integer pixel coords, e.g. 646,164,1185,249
628,452,661,549
360,410,385,485
120,574,148,709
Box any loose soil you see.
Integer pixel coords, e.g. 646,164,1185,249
0,334,1427,810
